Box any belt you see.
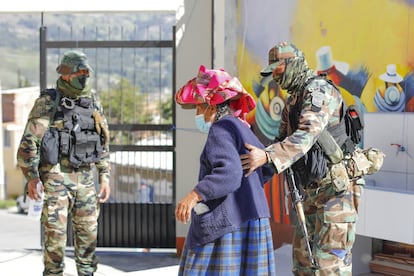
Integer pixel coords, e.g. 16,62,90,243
304,182,319,189
60,164,92,173
303,176,330,191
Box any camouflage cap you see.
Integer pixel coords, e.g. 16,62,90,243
56,50,93,75
260,43,304,77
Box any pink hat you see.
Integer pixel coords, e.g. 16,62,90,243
175,65,256,123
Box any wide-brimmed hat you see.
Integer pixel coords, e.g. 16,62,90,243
260,43,304,77
175,65,256,123
316,46,349,75
379,64,403,83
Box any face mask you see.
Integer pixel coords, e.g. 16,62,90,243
70,75,89,90
273,72,283,84
270,59,285,83
195,114,212,133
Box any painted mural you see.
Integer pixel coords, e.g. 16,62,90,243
238,0,414,145
237,0,414,224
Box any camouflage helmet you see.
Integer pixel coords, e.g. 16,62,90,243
260,43,304,77
56,50,93,75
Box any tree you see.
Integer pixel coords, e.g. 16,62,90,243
17,69,31,88
99,77,152,124
160,97,172,123
98,77,159,145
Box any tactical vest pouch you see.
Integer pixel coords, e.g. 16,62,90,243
345,147,385,179
59,131,72,155
40,127,59,165
364,148,386,174
69,131,103,167
329,162,350,192
58,96,105,168
318,130,344,164
345,105,364,145
293,143,328,187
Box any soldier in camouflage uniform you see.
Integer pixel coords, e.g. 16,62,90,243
17,50,111,276
241,42,362,275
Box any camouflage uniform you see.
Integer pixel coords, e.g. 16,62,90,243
17,51,110,276
261,43,361,275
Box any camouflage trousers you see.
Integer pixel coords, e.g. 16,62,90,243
292,180,363,276
40,164,100,276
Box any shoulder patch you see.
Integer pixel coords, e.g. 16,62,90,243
311,90,325,111
306,78,330,112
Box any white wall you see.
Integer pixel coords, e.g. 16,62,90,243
357,187,414,244
175,0,213,239
213,0,238,75
174,0,245,243
356,112,414,244
363,112,414,191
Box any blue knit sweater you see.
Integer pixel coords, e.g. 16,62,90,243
186,115,275,249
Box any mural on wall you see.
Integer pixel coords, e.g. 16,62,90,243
237,0,414,144
236,0,414,223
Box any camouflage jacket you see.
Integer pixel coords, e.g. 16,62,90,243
16,89,110,184
266,77,343,173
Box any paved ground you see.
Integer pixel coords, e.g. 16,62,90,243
0,249,180,275
0,207,382,275
0,246,293,275
0,207,293,275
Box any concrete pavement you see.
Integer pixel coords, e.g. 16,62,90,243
0,248,180,275
0,246,293,276
0,207,293,275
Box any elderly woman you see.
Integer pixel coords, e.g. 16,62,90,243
175,65,276,275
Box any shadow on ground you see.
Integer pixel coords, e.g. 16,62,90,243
66,250,180,272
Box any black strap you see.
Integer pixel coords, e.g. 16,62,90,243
40,89,61,123
344,105,364,145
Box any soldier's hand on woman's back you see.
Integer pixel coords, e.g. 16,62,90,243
240,143,268,177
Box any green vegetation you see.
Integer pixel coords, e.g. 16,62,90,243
100,77,152,124
0,12,175,90
0,199,16,209
0,48,38,89
0,12,175,126
161,97,173,123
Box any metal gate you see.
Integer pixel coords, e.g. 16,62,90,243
39,20,176,249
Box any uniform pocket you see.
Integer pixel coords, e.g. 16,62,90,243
192,203,232,239
317,221,356,252
317,190,357,252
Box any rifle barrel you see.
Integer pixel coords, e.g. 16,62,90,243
286,167,318,268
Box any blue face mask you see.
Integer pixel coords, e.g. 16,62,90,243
195,114,212,133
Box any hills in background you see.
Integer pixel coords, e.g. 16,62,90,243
0,12,175,90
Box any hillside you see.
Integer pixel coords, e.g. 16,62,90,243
0,12,175,90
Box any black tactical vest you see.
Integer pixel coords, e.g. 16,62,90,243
40,89,104,168
289,75,363,187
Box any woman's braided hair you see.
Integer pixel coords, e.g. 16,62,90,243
215,100,233,122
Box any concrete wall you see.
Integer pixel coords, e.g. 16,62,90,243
174,0,213,246
174,0,239,248
357,112,414,244
2,87,39,198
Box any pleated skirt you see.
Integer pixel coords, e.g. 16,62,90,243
178,218,276,276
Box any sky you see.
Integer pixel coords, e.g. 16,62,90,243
0,0,183,12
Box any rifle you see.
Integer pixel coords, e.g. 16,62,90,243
285,167,318,268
